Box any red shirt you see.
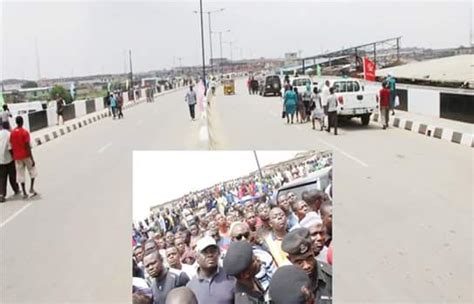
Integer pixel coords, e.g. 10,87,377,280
379,88,391,108
10,127,31,160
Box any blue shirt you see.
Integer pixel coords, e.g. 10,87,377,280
187,267,235,304
287,212,299,230
110,96,117,107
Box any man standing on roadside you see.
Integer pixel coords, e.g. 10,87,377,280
10,116,38,199
379,81,391,129
185,85,197,121
321,80,331,130
326,87,338,135
1,104,13,130
0,121,20,202
387,73,397,115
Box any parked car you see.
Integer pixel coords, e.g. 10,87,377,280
292,76,313,93
261,75,282,96
323,78,377,126
276,166,332,204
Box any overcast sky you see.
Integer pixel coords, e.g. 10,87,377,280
1,0,471,80
133,151,304,221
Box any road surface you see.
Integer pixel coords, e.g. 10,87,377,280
0,80,472,303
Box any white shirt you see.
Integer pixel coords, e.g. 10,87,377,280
321,86,330,106
0,130,13,165
170,263,197,280
316,246,329,263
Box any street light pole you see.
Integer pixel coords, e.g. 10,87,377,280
212,29,230,75
208,12,213,74
253,150,264,181
199,0,207,95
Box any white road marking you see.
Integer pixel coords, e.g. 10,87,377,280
317,138,369,167
0,202,33,229
98,142,113,154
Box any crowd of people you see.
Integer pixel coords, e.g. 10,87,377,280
281,77,340,136
104,91,125,119
132,152,333,304
279,73,398,135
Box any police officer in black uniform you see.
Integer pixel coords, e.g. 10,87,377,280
269,265,314,304
282,227,333,303
223,240,266,304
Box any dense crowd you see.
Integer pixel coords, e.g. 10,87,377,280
132,152,333,304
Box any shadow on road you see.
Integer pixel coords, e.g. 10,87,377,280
338,117,382,131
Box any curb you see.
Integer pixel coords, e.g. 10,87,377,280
32,87,184,148
372,112,473,148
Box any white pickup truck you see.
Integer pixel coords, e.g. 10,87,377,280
323,78,377,126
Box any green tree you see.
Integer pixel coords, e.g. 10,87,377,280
49,85,73,103
21,81,38,89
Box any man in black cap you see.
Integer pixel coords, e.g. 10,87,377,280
282,227,332,303
223,240,266,304
269,265,314,304
143,250,190,304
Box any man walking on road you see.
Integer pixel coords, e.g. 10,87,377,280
185,86,197,121
326,87,338,135
10,116,38,199
56,94,65,125
110,93,118,119
0,121,20,202
117,92,124,119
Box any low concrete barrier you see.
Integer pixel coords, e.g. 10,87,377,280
85,99,96,114
74,99,87,118
28,110,48,132
62,104,76,122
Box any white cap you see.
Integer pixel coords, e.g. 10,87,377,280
299,212,322,228
196,236,218,252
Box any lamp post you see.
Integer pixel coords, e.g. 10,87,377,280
194,7,225,75
212,29,231,74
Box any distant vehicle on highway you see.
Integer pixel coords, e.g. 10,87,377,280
323,78,377,126
261,75,282,96
276,166,332,204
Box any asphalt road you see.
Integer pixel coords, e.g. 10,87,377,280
0,79,472,303
213,79,473,303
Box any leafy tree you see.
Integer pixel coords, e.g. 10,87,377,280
21,81,38,89
49,85,73,103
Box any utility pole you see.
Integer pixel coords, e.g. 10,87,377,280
253,150,264,181
199,0,207,95
129,49,134,92
123,50,127,75
208,12,213,74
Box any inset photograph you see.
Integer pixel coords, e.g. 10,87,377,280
132,150,333,304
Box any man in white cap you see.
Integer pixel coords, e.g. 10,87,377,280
300,212,329,263
186,236,235,303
